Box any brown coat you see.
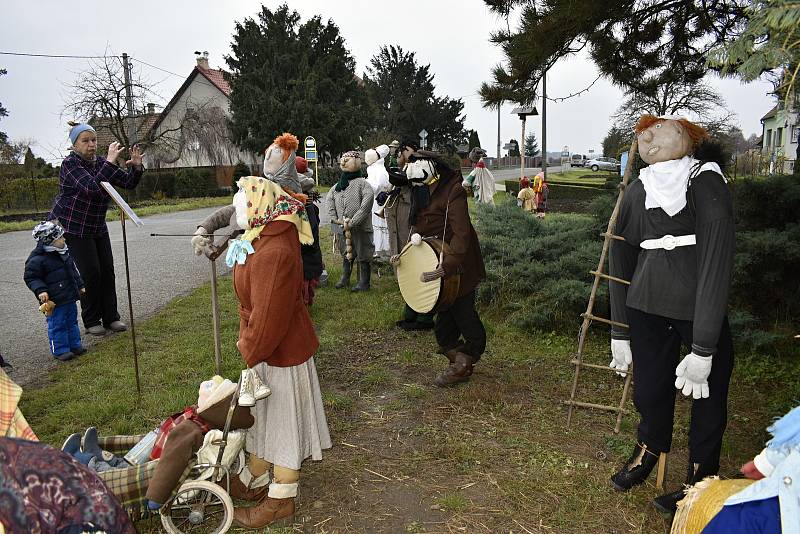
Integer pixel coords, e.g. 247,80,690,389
233,221,319,368
412,175,486,297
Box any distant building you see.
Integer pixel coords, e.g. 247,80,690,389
143,52,259,187
760,101,799,174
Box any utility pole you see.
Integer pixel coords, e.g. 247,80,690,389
122,53,136,146
542,69,547,181
496,105,501,168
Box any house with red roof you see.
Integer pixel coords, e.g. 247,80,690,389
144,53,259,186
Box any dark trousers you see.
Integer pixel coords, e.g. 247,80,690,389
403,303,435,325
65,233,120,329
46,301,82,355
434,290,486,361
627,307,734,469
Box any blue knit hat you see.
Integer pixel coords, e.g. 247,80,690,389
68,123,96,145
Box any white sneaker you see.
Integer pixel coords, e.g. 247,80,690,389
250,370,271,401
238,369,255,406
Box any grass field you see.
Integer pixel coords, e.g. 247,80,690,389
18,214,800,533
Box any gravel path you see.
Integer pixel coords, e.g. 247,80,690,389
0,206,233,387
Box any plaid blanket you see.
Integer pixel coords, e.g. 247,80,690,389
0,368,36,440
96,434,195,521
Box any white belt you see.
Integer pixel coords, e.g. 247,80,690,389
640,234,696,250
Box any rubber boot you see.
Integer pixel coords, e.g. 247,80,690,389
610,442,660,491
334,258,352,289
351,261,371,292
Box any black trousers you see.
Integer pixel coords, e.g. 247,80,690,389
627,307,733,470
65,233,120,329
434,290,486,361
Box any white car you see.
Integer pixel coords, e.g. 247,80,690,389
585,157,621,172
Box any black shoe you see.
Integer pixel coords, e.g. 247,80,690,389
54,351,75,362
653,487,686,515
71,346,88,356
652,460,718,515
610,442,660,491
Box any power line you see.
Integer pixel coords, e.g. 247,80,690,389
0,51,116,59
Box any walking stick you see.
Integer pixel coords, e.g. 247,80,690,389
205,231,240,375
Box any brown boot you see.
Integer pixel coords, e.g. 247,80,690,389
220,473,268,502
434,352,474,387
233,496,295,529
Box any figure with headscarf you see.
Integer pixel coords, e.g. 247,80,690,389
325,150,375,292
225,175,331,528
462,147,496,205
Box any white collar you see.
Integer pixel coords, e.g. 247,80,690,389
638,156,725,217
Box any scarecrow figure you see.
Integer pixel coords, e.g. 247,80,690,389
462,147,496,205
325,150,374,292
608,115,735,514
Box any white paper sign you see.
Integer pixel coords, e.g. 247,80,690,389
100,181,143,227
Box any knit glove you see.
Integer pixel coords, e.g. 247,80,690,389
675,352,712,399
191,227,211,256
609,339,632,377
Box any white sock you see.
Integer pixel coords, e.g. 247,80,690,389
268,482,298,499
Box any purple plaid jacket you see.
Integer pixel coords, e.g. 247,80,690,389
49,152,143,237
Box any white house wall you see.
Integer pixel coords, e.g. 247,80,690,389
147,74,258,169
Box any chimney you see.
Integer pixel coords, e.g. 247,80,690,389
195,50,210,69
147,103,156,114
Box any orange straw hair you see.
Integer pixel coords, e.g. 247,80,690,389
634,114,709,148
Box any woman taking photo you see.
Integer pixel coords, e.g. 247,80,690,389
49,122,143,335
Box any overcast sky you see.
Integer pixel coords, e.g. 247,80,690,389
1,0,775,164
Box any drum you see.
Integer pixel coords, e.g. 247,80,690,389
396,238,460,313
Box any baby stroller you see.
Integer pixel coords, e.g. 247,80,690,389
95,380,246,533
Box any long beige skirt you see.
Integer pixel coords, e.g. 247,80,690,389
245,357,332,470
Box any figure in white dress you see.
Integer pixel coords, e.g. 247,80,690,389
365,144,391,259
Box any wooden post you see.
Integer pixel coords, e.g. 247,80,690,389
120,211,141,395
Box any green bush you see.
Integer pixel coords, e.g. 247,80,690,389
174,168,218,198
476,175,800,356
231,162,251,189
0,177,59,211
317,166,341,187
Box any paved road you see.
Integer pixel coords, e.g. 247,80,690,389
0,207,233,387
491,165,564,181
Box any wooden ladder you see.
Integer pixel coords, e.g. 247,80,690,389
563,138,668,490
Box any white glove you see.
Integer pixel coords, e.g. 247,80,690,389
675,352,712,399
191,227,211,256
609,339,632,377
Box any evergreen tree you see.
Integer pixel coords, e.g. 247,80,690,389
226,4,370,156
468,129,482,150
602,126,632,159
364,45,466,148
480,1,747,106
524,132,539,156
0,69,9,149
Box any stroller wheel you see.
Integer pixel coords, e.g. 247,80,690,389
160,480,233,534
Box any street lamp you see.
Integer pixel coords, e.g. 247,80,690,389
511,106,538,182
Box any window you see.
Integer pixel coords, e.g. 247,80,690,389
766,129,772,147
777,127,784,146
791,125,799,144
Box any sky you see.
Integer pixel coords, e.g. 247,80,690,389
1,0,776,164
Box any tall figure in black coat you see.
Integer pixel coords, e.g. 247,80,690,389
607,115,735,514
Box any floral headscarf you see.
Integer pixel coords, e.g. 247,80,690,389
225,176,313,267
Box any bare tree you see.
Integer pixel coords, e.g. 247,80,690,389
612,80,733,130
62,54,178,151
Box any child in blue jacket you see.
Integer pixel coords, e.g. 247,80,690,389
23,221,87,361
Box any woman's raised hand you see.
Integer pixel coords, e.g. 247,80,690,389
107,141,123,163
125,144,144,168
